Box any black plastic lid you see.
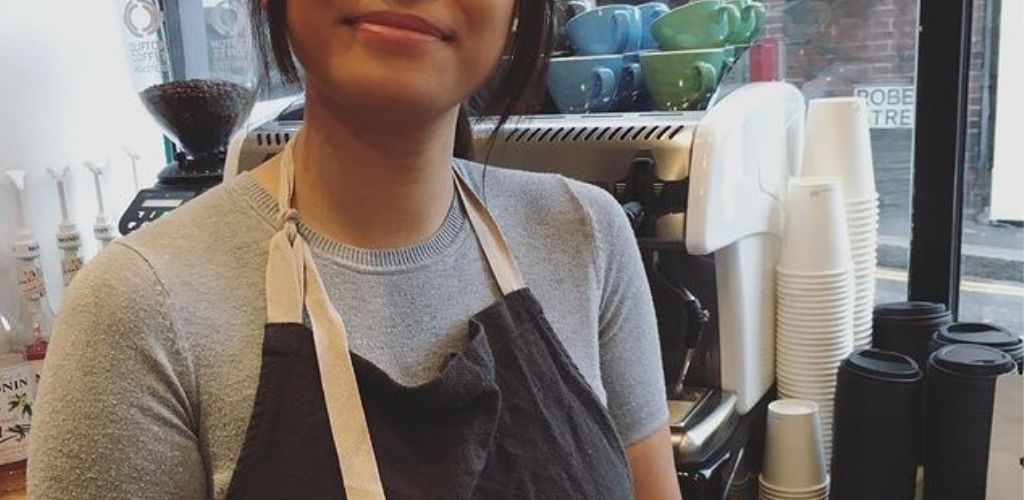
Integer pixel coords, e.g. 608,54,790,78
930,344,1016,377
844,349,922,381
935,323,1022,349
874,301,948,319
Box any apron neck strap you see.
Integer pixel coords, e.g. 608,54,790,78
452,166,525,296
273,135,525,297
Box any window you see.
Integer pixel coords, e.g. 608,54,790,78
754,0,919,305
957,0,1023,331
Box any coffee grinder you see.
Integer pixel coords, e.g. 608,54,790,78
114,0,258,234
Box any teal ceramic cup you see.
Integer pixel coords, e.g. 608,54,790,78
565,5,642,55
548,55,638,113
726,0,767,44
615,51,647,110
637,2,670,50
651,0,740,51
640,48,725,111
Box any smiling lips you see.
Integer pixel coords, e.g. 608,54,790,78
344,11,453,43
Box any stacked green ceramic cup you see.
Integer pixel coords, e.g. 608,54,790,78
642,0,766,111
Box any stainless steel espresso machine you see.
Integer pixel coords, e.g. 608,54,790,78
227,82,806,499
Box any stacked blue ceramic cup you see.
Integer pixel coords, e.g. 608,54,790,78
548,3,668,113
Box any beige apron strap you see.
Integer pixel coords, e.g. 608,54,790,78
263,135,386,500
265,140,306,323
300,237,387,499
452,167,525,296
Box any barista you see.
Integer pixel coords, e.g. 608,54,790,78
27,0,679,498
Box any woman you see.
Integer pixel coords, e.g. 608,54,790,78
28,0,679,498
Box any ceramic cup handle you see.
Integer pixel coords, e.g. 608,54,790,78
747,2,767,41
624,62,643,94
612,11,632,53
647,4,669,25
589,66,617,108
693,61,718,95
718,4,741,43
567,0,590,18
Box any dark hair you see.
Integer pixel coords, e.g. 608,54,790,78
249,1,554,160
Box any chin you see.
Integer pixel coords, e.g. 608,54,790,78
317,57,466,119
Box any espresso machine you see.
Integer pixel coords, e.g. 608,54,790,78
226,82,805,498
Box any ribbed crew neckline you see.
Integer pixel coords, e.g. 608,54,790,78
233,172,468,271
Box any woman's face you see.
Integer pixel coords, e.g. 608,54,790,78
285,0,515,117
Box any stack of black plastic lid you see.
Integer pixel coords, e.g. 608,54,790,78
830,349,922,500
924,344,1016,500
931,322,1024,373
873,301,953,371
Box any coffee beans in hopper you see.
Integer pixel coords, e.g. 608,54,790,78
140,79,252,158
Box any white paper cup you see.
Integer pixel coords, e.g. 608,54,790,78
778,338,849,351
776,361,844,376
777,292,854,305
777,361,844,373
776,321,853,334
762,399,829,490
777,323,853,337
774,266,856,280
778,301,853,312
776,371,843,386
777,315,852,327
777,356,848,370
776,277,855,291
777,340,851,353
760,473,831,491
850,238,879,249
778,267,854,278
776,380,840,393
777,302,854,315
778,349,848,360
777,334,852,348
777,310,853,322
778,381,837,393
779,178,854,274
802,97,876,200
778,292,854,304
776,333,852,346
851,259,877,270
777,278,854,290
846,203,880,214
759,475,829,499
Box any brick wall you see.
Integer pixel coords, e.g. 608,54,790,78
759,0,997,218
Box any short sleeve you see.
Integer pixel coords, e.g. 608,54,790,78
27,242,206,499
566,180,670,446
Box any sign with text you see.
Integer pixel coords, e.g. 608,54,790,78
853,86,916,129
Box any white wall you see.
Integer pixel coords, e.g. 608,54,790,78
990,0,1023,221
0,1,166,318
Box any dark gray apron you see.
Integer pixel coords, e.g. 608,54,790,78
225,134,634,500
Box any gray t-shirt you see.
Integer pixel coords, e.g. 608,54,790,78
27,160,668,499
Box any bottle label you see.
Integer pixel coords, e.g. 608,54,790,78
61,256,84,285
17,266,46,302
0,361,34,465
95,225,114,240
57,232,82,248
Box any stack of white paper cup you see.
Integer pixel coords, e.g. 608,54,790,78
802,97,879,350
776,178,855,459
759,400,831,499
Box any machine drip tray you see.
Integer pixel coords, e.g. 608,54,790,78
670,388,739,466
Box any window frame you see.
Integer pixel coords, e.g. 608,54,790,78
907,0,976,317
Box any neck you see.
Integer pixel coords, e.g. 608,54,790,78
273,86,459,250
